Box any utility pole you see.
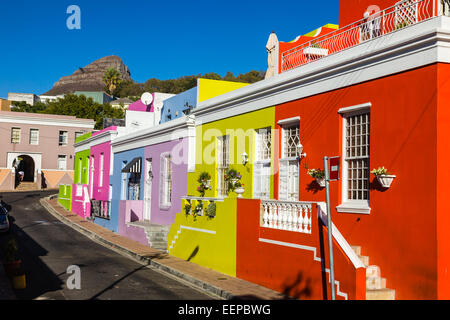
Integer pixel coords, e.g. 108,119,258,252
324,156,336,300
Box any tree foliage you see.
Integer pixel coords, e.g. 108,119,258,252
102,67,122,95
11,94,124,130
114,70,265,98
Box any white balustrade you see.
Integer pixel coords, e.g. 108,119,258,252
261,200,313,234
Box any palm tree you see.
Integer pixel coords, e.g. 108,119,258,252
102,67,122,95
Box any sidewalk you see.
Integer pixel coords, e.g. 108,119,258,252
41,195,285,300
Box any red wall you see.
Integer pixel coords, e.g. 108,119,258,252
272,64,440,299
236,199,366,300
436,63,450,299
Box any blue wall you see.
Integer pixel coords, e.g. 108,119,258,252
160,87,197,124
94,147,145,232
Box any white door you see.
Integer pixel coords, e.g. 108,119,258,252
144,159,153,221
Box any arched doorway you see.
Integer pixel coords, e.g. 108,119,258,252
16,155,35,182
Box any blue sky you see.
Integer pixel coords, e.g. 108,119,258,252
0,0,339,98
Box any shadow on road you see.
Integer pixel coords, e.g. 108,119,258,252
0,196,65,300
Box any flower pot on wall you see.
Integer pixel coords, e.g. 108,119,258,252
376,175,396,188
235,187,245,198
315,178,326,187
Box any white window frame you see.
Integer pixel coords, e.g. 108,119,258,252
279,119,300,201
11,127,20,144
217,135,230,198
159,153,173,209
29,129,39,145
254,127,272,199
57,155,67,170
337,103,371,214
99,153,104,188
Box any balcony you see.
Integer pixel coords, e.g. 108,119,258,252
281,0,445,73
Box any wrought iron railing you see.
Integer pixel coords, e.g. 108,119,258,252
91,200,110,219
281,0,442,73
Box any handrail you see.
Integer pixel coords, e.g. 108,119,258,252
317,202,365,269
281,0,438,73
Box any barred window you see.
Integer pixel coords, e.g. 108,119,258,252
254,128,272,199
11,128,20,144
217,135,230,198
345,112,370,201
162,154,173,206
283,125,300,158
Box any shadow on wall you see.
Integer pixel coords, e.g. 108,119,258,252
280,272,313,300
187,246,199,262
305,180,325,194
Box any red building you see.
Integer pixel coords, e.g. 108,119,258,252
231,0,450,300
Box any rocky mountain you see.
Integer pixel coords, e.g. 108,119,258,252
43,55,132,96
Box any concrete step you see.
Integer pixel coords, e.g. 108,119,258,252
366,288,396,300
351,245,362,256
150,240,168,251
145,231,169,241
358,255,369,267
366,277,387,290
366,265,381,278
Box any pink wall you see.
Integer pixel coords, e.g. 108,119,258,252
90,141,112,201
71,183,91,218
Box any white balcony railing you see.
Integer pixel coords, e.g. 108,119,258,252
281,0,443,73
261,200,314,234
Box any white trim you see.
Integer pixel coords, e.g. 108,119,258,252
338,102,371,115
258,237,348,300
192,17,450,124
277,116,300,126
336,202,372,214
74,130,118,153
180,225,217,235
112,116,196,154
0,115,94,128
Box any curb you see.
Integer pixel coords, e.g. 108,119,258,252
40,195,238,300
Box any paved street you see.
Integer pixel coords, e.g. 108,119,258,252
0,191,214,300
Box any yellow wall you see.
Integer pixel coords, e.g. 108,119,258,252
197,78,249,104
168,198,237,276
188,107,276,199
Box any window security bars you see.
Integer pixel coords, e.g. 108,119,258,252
345,112,370,201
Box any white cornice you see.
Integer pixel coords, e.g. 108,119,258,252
74,130,118,153
192,16,450,124
111,115,196,154
0,114,95,128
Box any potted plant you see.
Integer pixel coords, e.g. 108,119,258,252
205,202,216,218
197,172,212,197
225,169,243,194
193,200,204,218
2,237,21,277
233,182,245,198
184,200,192,216
307,169,326,187
371,167,396,188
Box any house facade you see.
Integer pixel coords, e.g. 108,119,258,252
168,0,450,300
0,111,94,191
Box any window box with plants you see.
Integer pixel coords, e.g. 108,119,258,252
225,169,245,198
307,168,326,187
371,167,396,188
197,172,212,197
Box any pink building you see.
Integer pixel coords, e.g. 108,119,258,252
0,111,95,191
